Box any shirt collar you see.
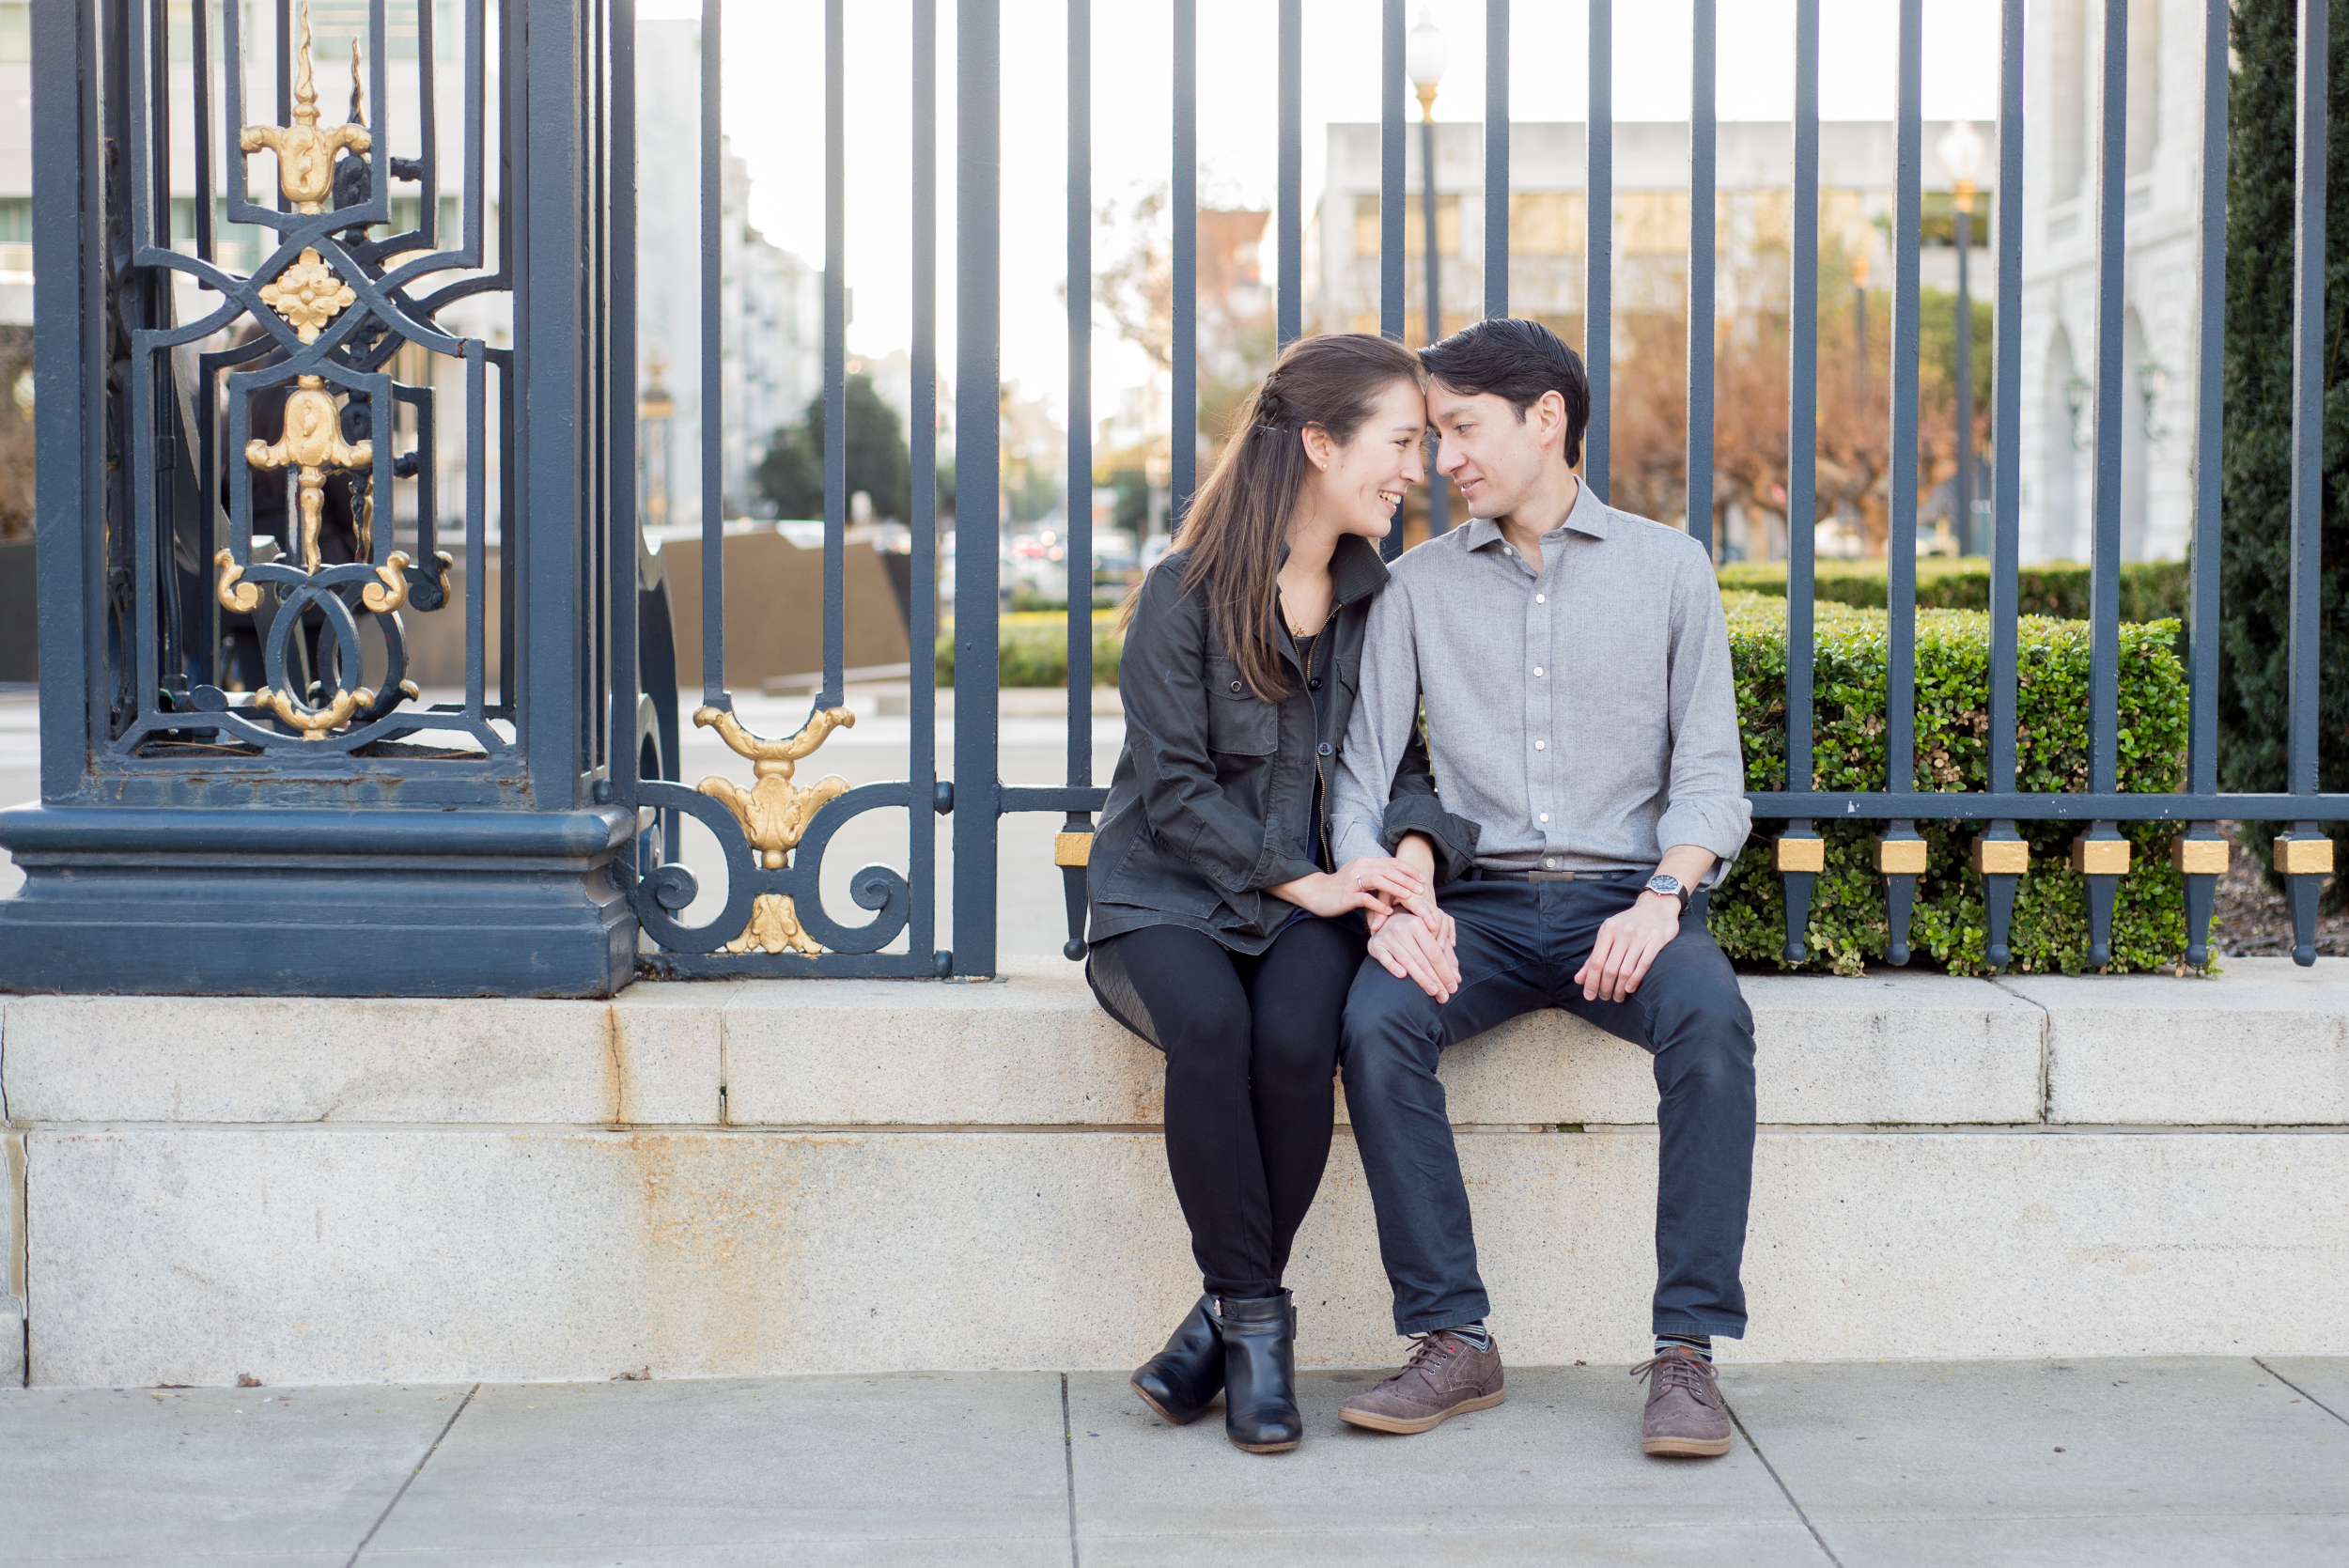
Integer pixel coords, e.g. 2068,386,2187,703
1459,477,1615,549
1274,534,1392,607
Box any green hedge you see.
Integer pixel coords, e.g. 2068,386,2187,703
1716,557,2190,625
1711,594,2190,975
937,612,1123,690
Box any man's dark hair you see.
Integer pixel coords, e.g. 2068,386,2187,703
1417,318,1591,468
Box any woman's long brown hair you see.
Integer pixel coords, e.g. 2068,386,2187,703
1124,333,1424,700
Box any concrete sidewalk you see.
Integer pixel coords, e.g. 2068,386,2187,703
1,1358,2341,1566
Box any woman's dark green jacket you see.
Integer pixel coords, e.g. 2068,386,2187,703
1086,536,1479,953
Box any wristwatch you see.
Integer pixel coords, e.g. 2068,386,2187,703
1644,873,1691,912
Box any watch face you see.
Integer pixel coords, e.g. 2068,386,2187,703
1647,876,1680,895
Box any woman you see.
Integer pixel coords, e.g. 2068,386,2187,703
1085,334,1464,1453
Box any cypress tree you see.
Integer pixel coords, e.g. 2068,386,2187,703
2217,0,2349,877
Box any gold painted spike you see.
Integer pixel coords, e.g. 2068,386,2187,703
2171,836,2231,876
1873,836,1929,876
1772,834,1826,874
2275,834,2336,877
1970,835,2030,876
2068,836,2131,877
1054,831,1094,868
239,0,371,215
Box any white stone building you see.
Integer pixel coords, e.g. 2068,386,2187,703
2018,0,2202,565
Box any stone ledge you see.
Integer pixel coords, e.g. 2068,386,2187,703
2010,958,2349,1125
5,961,2051,1129
23,1126,2346,1386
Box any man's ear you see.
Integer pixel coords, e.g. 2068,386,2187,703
1530,389,1569,460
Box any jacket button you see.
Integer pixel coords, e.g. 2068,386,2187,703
1229,680,1242,692
1316,742,1333,756
1309,676,1322,691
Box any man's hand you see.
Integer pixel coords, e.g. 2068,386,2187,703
1573,846,1716,1003
1268,855,1423,922
1366,832,1460,1001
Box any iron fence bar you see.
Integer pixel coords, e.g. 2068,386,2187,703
1061,0,1095,959
1485,0,1505,318
1778,0,1819,962
193,0,212,273
148,0,167,256
1685,0,1713,556
910,0,941,972
819,0,846,707
609,0,640,820
1278,0,1300,350
1877,0,1925,962
418,0,440,248
467,339,487,715
2285,0,2330,962
32,0,96,796
1172,0,1196,529
2076,0,2133,964
1001,785,1112,814
698,0,723,706
2187,0,2225,801
1585,0,1610,498
953,0,1003,977
1421,100,1448,536
125,0,160,720
1980,0,2028,968
1381,0,1403,345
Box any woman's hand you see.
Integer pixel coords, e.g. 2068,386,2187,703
1268,855,1423,921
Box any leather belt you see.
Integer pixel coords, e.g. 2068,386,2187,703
1469,865,1638,884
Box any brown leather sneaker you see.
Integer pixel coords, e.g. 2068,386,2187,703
1632,1346,1734,1457
1337,1331,1506,1435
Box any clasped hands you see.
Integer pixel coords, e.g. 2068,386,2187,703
1269,835,1462,1003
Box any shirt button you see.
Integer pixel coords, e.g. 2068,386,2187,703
1545,859,1559,870
1316,742,1333,756
1539,813,1549,823
1534,740,1546,751
1228,680,1242,692
1535,594,1547,604
1533,666,1544,677
1308,676,1322,691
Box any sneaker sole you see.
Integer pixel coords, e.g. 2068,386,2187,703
1337,1389,1506,1435
1641,1434,1734,1457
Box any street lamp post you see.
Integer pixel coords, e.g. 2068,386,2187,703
1937,119,1985,556
1408,8,1449,536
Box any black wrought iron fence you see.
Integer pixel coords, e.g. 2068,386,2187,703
5,0,2342,997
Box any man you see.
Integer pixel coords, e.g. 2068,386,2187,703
1327,318,1757,1457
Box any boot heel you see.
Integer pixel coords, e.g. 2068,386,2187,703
1217,1291,1301,1454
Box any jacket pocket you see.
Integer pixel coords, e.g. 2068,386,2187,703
1205,658,1280,756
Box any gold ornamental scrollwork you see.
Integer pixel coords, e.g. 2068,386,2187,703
693,705,856,956
241,0,370,218
242,375,372,575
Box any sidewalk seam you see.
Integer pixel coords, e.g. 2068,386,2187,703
1060,1372,1079,1567
1721,1398,1843,1568
2256,1357,2349,1427
345,1380,477,1566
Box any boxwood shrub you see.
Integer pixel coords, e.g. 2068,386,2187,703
1716,557,2189,624
1711,593,2191,976
937,613,1123,690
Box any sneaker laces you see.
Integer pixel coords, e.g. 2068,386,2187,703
1630,1351,1721,1405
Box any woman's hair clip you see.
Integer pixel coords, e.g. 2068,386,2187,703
1255,423,1283,435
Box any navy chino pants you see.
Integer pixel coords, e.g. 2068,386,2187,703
1339,874,1758,1340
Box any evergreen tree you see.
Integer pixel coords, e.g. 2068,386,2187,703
754,373,914,524
2217,0,2349,856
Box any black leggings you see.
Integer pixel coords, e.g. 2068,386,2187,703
1086,917,1368,1300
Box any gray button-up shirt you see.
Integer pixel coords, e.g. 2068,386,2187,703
1330,480,1751,882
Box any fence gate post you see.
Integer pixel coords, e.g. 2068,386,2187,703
0,0,636,997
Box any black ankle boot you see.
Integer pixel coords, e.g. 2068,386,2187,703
1217,1291,1301,1453
1130,1295,1224,1424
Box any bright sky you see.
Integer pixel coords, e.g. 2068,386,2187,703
646,0,2006,427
